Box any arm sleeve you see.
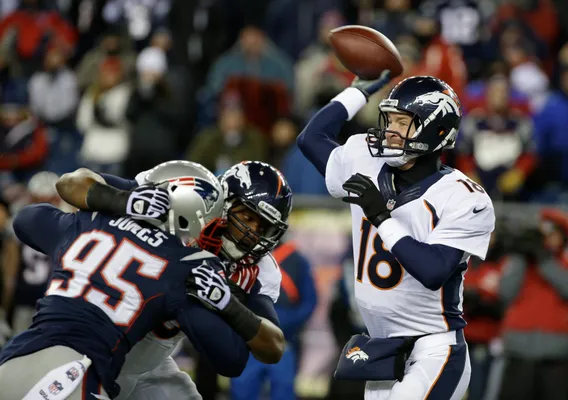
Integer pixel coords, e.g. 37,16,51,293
296,102,344,176
12,204,77,257
537,257,568,300
176,298,250,377
97,173,138,191
296,88,366,177
245,294,280,327
390,238,465,290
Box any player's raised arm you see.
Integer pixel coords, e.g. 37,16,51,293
56,168,169,221
296,72,391,176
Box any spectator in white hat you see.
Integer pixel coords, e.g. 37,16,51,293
123,46,186,178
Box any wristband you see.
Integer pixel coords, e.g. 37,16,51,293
221,296,262,342
85,182,129,215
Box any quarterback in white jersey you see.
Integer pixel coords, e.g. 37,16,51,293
95,161,290,400
298,74,495,399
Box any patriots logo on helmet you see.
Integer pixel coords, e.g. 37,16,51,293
167,176,220,213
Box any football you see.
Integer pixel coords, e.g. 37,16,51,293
328,25,404,80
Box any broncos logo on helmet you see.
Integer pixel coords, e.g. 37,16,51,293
368,76,462,163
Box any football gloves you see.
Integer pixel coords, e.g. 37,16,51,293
351,70,392,99
342,173,391,227
186,261,231,311
126,183,170,221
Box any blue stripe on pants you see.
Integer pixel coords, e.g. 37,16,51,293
426,330,468,399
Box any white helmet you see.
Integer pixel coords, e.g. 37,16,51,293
143,160,227,253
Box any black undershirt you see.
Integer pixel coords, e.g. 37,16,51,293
393,152,442,194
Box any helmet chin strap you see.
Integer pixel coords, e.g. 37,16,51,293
382,147,418,167
222,236,246,261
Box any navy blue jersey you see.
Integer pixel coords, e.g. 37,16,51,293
13,244,52,307
0,205,249,398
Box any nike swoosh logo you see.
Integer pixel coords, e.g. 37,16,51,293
473,206,487,214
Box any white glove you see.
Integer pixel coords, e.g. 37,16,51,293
186,261,231,311
126,183,170,221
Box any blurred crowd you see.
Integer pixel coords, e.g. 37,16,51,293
0,0,568,203
0,0,568,399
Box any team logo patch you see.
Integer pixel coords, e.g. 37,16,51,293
346,346,369,363
66,367,80,382
386,199,396,211
49,381,63,395
167,177,220,213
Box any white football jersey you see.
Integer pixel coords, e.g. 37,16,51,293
326,134,495,339
116,254,281,396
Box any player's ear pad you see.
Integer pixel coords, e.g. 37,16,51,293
334,334,419,382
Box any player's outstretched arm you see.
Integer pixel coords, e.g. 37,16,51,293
187,264,285,364
297,71,391,176
56,168,169,221
56,168,139,210
177,299,250,377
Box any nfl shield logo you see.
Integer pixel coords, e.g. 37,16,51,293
386,199,396,211
49,381,63,394
66,367,80,382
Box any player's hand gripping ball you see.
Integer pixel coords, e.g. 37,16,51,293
186,260,232,311
351,70,392,99
342,173,391,227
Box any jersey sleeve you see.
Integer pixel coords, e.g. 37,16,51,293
426,189,495,260
175,298,249,377
245,294,280,326
325,145,348,198
325,134,369,199
12,204,78,257
97,173,138,190
254,254,282,303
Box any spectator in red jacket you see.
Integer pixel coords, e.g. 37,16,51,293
0,82,48,184
498,209,568,400
0,0,76,78
464,230,506,400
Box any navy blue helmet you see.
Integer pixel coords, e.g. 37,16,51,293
367,76,462,160
220,161,293,264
